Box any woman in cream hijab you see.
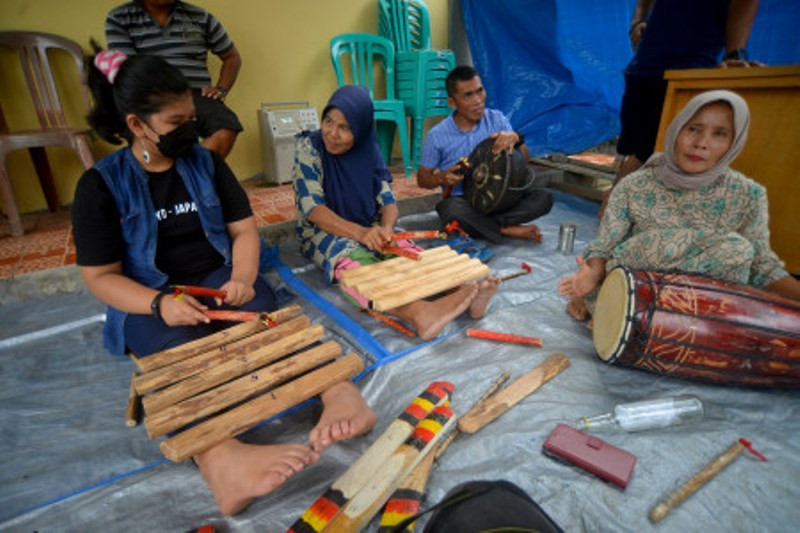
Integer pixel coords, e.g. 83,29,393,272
559,90,800,320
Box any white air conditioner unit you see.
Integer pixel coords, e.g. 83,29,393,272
258,101,319,185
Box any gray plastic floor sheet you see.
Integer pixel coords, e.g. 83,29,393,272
1,191,798,532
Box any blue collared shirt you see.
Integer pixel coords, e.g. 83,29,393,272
420,109,513,196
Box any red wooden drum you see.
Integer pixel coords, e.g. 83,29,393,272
593,267,800,387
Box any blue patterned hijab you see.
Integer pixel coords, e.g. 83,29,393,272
306,85,391,226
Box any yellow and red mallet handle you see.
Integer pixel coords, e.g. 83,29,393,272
466,328,543,347
171,285,227,300
649,438,767,523
499,262,533,282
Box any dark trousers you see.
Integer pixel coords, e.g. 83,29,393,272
436,188,553,244
125,265,279,357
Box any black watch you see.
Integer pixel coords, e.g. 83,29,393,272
724,48,748,61
151,291,167,321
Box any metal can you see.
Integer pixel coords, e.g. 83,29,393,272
558,223,577,254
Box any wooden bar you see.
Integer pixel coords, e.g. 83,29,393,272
365,257,486,301
142,324,324,413
134,315,310,394
339,246,456,287
133,304,303,372
145,341,341,438
352,253,471,294
372,262,490,311
458,353,570,433
159,353,365,462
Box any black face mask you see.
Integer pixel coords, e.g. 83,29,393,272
151,120,200,159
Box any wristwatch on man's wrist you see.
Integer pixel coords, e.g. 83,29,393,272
724,48,748,61
216,86,229,97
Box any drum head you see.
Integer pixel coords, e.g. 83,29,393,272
593,267,634,362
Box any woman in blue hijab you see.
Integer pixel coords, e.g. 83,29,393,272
294,85,497,339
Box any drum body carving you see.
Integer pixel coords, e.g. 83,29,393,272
593,267,800,387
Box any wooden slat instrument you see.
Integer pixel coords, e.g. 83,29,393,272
339,246,490,312
128,305,364,463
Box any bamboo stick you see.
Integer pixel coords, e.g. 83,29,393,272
325,406,456,533
365,257,484,301
458,353,570,433
339,247,455,287
134,315,310,394
159,353,364,462
372,263,490,311
288,381,454,533
133,304,302,372
352,253,470,294
378,371,511,532
145,341,341,439
142,324,324,414
649,440,747,523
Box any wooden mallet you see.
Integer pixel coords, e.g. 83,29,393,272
499,262,532,282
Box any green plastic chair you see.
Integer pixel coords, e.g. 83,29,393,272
330,33,411,176
378,0,431,52
395,49,455,170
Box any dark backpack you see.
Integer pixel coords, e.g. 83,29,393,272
388,479,563,533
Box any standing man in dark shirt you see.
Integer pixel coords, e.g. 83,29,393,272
603,0,761,216
106,0,243,157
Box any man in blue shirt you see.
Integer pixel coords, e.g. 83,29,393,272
417,66,552,244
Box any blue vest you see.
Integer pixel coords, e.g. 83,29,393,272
94,145,232,355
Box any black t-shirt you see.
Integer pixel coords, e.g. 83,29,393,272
72,151,252,285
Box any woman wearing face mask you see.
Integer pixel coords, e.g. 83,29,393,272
559,90,800,322
74,52,373,515
294,85,500,340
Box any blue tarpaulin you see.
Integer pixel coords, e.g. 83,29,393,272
461,0,800,156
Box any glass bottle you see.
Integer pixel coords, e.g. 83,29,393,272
577,395,704,433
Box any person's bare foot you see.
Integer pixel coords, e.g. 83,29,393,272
500,224,543,242
309,381,376,452
195,439,319,515
566,297,589,321
469,276,500,319
405,284,478,340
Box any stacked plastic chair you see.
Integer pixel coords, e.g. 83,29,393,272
378,0,455,171
330,33,412,176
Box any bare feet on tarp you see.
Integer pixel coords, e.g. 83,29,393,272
398,284,478,340
195,439,319,515
469,276,500,319
500,224,543,242
309,381,376,453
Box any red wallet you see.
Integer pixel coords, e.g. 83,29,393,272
542,423,637,489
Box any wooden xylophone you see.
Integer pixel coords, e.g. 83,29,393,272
339,246,490,312
128,304,364,462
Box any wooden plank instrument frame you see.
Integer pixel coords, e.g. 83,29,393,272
340,246,490,312
128,305,364,463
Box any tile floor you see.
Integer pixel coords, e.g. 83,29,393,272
0,169,437,281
